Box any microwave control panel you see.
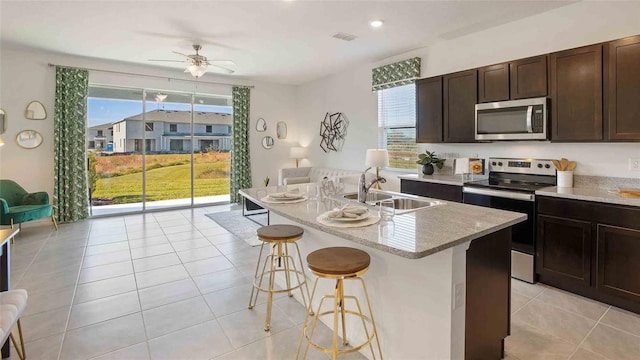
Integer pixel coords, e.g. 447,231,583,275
532,104,544,133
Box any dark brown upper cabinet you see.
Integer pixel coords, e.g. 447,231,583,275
510,55,548,99
416,77,443,143
550,45,603,141
605,36,640,141
478,63,509,103
444,70,477,143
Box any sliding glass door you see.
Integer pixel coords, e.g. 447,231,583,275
87,85,232,216
193,94,232,205
87,87,144,215
143,91,194,211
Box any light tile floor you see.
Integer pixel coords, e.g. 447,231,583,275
4,206,640,359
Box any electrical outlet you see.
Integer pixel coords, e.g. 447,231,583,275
629,158,640,172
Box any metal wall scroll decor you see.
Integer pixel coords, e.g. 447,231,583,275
319,112,348,153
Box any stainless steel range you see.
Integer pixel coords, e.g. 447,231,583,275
462,158,557,283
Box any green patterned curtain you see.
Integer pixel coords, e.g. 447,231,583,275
372,57,421,91
54,67,89,222
230,86,252,203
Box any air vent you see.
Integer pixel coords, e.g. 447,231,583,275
332,32,357,42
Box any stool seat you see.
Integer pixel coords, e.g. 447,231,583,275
257,224,304,242
307,247,370,276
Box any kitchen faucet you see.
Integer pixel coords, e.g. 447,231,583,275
358,167,387,203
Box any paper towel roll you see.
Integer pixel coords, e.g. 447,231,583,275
455,158,470,175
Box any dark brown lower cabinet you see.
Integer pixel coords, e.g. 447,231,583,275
597,225,640,303
400,179,462,202
537,196,640,314
537,215,592,287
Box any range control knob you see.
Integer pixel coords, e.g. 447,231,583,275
545,164,551,169
491,162,497,166
537,164,543,168
498,162,503,166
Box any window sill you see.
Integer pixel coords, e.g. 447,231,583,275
381,167,417,174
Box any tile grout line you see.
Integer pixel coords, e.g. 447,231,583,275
172,212,240,355
11,228,57,287
566,306,611,360
56,221,92,360
123,215,153,360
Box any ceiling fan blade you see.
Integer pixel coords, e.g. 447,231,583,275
210,65,235,75
148,59,186,63
172,51,192,58
208,60,236,66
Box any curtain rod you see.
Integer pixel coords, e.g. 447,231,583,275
47,63,254,89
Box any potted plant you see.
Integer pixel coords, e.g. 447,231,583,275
416,150,445,175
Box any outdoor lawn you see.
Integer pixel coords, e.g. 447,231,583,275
91,152,230,204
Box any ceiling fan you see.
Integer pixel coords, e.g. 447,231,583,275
149,44,235,78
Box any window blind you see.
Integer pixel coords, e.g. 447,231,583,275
378,84,416,128
378,83,417,170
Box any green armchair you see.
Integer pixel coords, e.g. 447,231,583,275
0,180,58,232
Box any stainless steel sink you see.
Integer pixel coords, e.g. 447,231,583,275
339,191,444,214
342,192,393,202
387,198,443,213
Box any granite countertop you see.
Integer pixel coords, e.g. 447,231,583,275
536,186,640,207
397,173,487,186
239,185,526,259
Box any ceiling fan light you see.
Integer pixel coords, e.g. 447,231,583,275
186,63,207,78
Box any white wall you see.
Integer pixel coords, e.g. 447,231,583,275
0,46,297,202
295,1,640,192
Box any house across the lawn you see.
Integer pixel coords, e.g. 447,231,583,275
87,109,232,153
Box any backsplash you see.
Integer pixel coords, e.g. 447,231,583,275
418,142,640,179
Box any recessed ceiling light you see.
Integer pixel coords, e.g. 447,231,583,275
370,20,384,28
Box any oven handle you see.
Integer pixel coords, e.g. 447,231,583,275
463,187,535,201
526,105,533,133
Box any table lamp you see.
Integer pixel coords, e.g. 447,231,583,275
365,149,389,189
289,146,308,168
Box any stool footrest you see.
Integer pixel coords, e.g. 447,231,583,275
252,268,308,293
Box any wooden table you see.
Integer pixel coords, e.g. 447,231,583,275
1,228,20,359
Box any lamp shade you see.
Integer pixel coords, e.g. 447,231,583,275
289,146,308,159
0,138,4,147
365,149,389,168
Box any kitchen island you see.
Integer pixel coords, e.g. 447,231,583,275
239,187,526,360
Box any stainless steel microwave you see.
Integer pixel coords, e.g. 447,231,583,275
475,97,548,141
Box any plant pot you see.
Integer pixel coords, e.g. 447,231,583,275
421,164,434,175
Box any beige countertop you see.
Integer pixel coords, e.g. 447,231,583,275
397,173,487,186
239,186,526,259
536,186,640,207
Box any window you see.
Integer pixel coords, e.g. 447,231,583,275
145,122,154,131
97,130,103,137
378,83,417,170
88,141,95,149
206,125,212,133
170,123,177,132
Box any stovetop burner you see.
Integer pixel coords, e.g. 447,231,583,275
463,157,557,193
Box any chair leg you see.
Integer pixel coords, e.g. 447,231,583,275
52,215,58,230
9,319,26,360
10,219,14,244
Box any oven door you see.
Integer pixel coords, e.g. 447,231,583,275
462,187,535,254
462,187,537,283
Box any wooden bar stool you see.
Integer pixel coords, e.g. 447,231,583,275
297,247,383,360
248,224,312,331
